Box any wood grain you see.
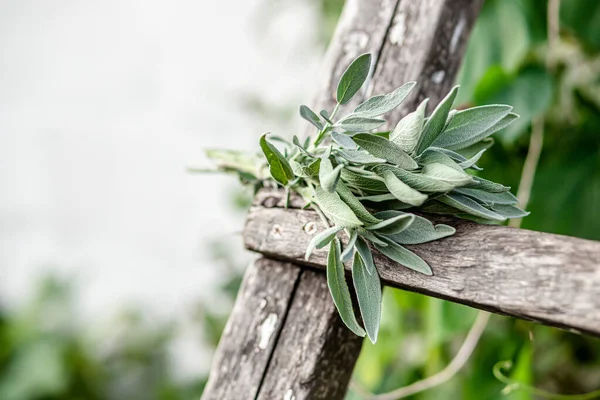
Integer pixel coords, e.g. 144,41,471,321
245,190,600,337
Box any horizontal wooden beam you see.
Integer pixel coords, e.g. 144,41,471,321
244,189,600,337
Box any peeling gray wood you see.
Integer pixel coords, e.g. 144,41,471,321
257,269,364,400
369,0,484,129
201,258,301,400
245,190,600,337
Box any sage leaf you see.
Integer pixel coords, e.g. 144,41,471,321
327,239,366,336
457,137,495,159
341,230,358,263
357,193,397,202
353,81,416,118
299,105,323,130
467,176,510,193
375,237,433,275
421,163,473,186
418,149,464,172
430,105,513,150
352,134,419,170
379,211,456,244
292,135,313,157
375,166,455,193
458,149,485,170
337,53,372,105
305,225,343,260
340,168,389,193
335,181,381,224
314,187,363,228
357,228,389,247
491,203,530,218
331,131,357,149
355,237,376,275
337,149,385,165
320,109,334,124
416,86,459,154
383,170,428,206
319,157,343,193
338,117,386,132
352,250,381,343
453,188,518,205
259,133,295,185
390,98,428,154
366,212,415,235
439,193,506,221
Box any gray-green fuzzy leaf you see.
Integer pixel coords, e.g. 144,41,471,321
341,230,358,263
375,237,433,275
319,157,343,193
430,105,513,150
421,163,473,186
331,131,357,149
290,159,320,178
352,134,419,170
338,117,386,132
305,225,343,260
491,203,530,218
355,236,376,275
453,188,518,206
457,138,495,159
375,166,455,193
320,109,334,124
314,187,363,228
340,168,389,193
466,176,510,193
337,53,372,105
383,170,428,206
390,98,428,154
335,181,381,224
352,251,381,343
353,82,416,118
299,105,323,130
259,134,295,185
327,239,366,336
439,193,506,221
416,86,459,154
379,211,456,245
292,135,313,157
357,228,389,247
366,212,415,235
337,149,385,165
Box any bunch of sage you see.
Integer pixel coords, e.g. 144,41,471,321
204,53,527,343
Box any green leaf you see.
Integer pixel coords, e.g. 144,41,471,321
331,131,357,149
366,212,415,235
319,157,343,193
421,162,474,186
439,193,506,221
299,105,323,130
453,188,518,206
466,176,510,193
390,98,428,154
314,187,363,228
353,82,416,118
357,193,396,202
340,168,388,193
378,211,456,245
374,166,455,193
337,53,372,105
352,134,419,170
338,117,386,132
357,228,389,247
430,105,513,150
337,149,385,165
458,149,485,170
418,149,465,172
292,135,313,157
355,237,376,275
335,181,381,224
290,159,320,178
320,109,334,124
327,239,366,336
491,203,529,218
341,230,358,263
375,237,433,275
416,86,459,154
382,170,428,206
259,133,295,185
457,137,494,160
352,251,381,343
305,225,344,260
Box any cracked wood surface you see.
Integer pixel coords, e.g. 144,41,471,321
245,189,600,337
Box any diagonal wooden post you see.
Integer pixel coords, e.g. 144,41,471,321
202,0,484,399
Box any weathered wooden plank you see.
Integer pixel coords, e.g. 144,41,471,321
202,258,301,399
369,0,484,129
245,189,600,337
257,269,364,400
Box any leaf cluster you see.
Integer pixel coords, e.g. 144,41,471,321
206,53,527,343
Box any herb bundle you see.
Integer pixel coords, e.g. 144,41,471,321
204,53,527,343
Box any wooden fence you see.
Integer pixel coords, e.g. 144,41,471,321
201,0,600,398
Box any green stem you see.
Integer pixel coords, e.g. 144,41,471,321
313,103,341,147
